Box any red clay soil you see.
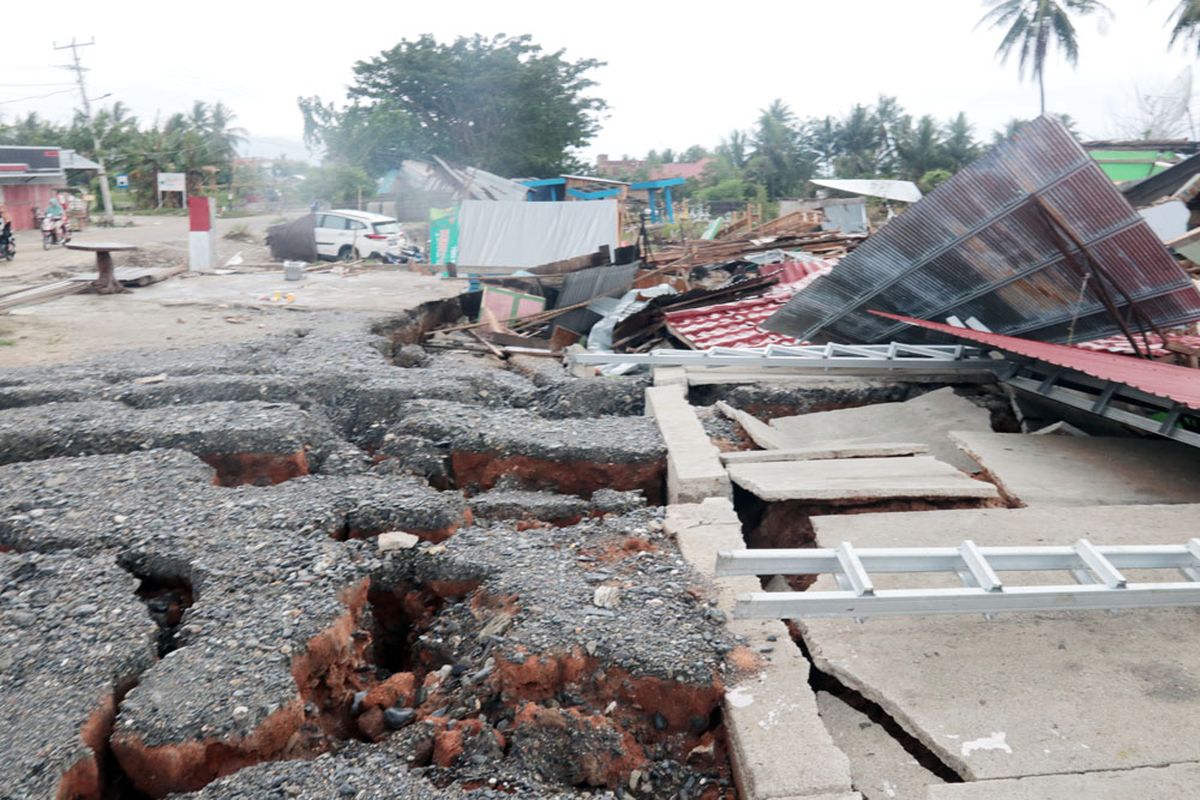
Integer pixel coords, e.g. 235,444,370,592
579,535,657,563
747,496,1005,550
201,451,310,487
55,694,117,800
513,703,649,787
111,581,372,797
449,452,665,504
494,649,723,752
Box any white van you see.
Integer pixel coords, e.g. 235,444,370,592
313,209,407,261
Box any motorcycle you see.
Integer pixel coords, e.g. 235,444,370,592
41,215,70,249
0,221,14,261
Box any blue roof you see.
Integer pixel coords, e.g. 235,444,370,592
630,177,686,189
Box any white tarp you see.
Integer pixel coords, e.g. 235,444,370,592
810,178,923,203
456,200,619,269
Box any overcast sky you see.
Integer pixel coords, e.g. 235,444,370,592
3,0,1198,163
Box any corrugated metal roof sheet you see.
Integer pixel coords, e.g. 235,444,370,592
763,117,1200,345
1077,333,1200,357
875,311,1200,411
1122,151,1200,207
664,262,830,349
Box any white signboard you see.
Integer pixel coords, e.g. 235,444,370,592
157,172,185,192
116,174,129,189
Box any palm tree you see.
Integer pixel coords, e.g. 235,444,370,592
978,0,1112,116
1168,1,1200,54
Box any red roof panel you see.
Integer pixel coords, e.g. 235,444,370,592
665,261,830,349
873,311,1200,411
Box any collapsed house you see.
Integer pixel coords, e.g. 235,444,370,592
6,117,1200,800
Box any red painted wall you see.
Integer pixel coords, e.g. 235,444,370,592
1,184,58,230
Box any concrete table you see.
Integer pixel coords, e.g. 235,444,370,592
66,242,138,294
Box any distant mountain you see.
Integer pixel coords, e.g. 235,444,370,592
239,133,320,163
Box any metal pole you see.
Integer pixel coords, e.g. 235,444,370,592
54,38,114,226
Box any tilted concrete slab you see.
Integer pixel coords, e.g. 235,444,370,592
816,691,944,800
665,500,857,800
950,431,1200,507
716,401,795,450
926,762,1200,799
801,505,1200,782
646,385,732,504
767,388,992,473
721,443,928,465
728,456,1002,503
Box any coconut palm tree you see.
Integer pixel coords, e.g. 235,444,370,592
1168,0,1200,53
978,0,1112,116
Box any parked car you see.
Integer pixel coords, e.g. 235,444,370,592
313,209,409,261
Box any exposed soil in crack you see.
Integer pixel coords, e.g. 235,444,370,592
727,459,966,792
200,450,311,487
133,574,195,658
789,623,965,786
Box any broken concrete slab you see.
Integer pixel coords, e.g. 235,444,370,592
926,762,1200,800
728,456,1002,503
468,486,591,526
800,505,1200,782
950,431,1200,507
716,401,795,450
394,399,666,501
0,448,734,797
0,399,339,482
646,384,732,504
816,691,944,800
664,500,857,800
767,388,993,473
720,443,928,465
0,551,158,800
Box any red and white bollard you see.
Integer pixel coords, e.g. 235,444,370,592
187,196,216,271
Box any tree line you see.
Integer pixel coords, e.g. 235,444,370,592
0,101,244,209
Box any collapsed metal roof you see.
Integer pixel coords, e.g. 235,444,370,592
763,117,1200,345
876,311,1200,412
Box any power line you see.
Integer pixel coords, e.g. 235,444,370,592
0,88,78,105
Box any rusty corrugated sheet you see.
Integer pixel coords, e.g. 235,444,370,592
763,117,1200,344
875,311,1200,411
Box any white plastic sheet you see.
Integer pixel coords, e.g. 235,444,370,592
456,200,619,269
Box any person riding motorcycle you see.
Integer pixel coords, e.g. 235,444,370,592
0,205,14,261
44,195,70,243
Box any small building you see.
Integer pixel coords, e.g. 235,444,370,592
0,146,100,230
520,175,629,204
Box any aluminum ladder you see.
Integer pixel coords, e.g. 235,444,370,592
716,539,1200,620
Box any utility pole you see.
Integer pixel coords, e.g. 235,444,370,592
54,38,115,226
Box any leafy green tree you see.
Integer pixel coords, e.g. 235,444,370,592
304,163,375,208
834,104,882,177
746,100,814,199
0,112,66,145
992,112,1080,145
918,168,954,194
301,34,605,177
978,0,1112,115
681,145,709,162
802,116,839,178
1167,0,1200,53
716,131,751,169
941,113,980,171
895,115,945,181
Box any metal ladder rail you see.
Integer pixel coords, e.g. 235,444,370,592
717,539,1200,620
568,343,989,366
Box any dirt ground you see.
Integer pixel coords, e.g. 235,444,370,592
0,213,458,367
